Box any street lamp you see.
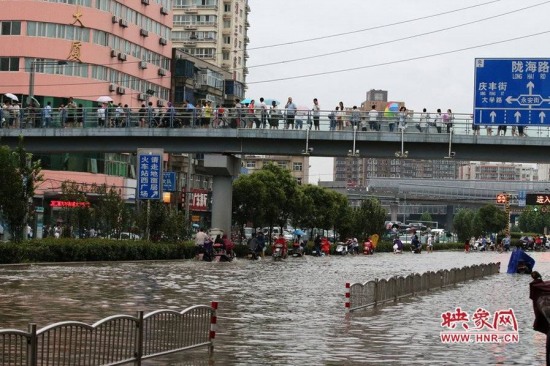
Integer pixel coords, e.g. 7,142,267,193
28,59,68,106
395,127,408,158
301,127,313,155
444,127,456,159
348,124,360,157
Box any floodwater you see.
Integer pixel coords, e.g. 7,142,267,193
0,250,549,365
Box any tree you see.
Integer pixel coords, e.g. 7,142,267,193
420,212,433,224
233,163,301,241
453,208,477,242
59,180,92,238
0,140,42,242
352,198,386,240
476,204,508,235
518,207,550,233
93,184,131,236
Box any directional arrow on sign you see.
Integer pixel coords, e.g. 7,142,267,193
514,111,522,123
527,81,535,94
540,111,546,124
490,111,497,123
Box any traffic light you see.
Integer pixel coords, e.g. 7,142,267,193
496,194,508,204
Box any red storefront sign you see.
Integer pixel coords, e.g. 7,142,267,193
50,200,91,208
181,188,209,212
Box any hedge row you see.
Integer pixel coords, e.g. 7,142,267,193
0,239,474,264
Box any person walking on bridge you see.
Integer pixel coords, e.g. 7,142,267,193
285,97,297,129
434,109,443,133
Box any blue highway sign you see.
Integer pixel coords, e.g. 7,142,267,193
474,58,550,126
137,149,163,200
163,172,176,192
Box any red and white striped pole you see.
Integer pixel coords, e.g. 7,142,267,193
209,301,218,349
345,282,351,312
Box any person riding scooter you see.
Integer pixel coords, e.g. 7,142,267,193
274,234,288,259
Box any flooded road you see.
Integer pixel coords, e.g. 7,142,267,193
0,251,548,365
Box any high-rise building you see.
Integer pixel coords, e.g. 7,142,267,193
0,0,172,108
335,89,459,186
172,0,250,85
241,155,310,185
459,162,538,181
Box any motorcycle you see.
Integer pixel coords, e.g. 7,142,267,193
363,241,374,255
212,243,234,262
272,243,286,261
335,242,349,255
288,242,304,257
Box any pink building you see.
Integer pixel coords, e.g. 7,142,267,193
0,0,172,108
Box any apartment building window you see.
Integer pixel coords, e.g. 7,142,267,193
293,162,303,171
0,57,19,71
223,19,231,28
222,51,230,60
1,21,20,35
246,161,256,168
224,3,231,12
223,35,231,44
239,25,242,34
277,161,288,169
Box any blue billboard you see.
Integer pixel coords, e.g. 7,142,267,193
473,58,550,125
137,149,163,200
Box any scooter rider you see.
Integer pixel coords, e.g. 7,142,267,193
313,235,322,256
248,233,260,259
274,234,288,258
257,231,266,258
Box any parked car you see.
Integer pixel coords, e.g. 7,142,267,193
108,232,141,240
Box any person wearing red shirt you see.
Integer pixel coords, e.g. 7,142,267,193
274,234,288,258
321,237,331,256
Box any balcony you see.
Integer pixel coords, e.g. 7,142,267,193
183,41,197,47
185,7,198,13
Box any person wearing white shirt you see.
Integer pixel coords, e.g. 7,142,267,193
259,97,268,128
368,105,379,131
312,98,321,130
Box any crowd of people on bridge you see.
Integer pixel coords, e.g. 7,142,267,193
0,96,531,136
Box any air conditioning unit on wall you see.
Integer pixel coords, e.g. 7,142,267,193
108,83,116,92
116,87,126,95
139,61,148,69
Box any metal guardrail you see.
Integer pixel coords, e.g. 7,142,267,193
0,302,218,366
344,262,500,312
3,107,550,137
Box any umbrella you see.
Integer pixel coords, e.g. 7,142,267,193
97,96,113,103
240,98,252,105
264,98,280,106
26,96,40,107
384,102,399,117
4,93,18,102
293,229,305,236
296,105,311,116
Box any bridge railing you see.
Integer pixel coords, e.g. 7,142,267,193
0,302,218,366
3,107,550,137
344,262,500,312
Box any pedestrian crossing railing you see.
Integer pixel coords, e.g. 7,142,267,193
344,262,500,312
0,302,218,366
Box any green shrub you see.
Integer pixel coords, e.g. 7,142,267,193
0,238,473,264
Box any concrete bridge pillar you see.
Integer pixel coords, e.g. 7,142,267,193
390,201,398,222
446,205,454,232
203,154,241,235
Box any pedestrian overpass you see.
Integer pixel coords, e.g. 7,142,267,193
1,123,550,163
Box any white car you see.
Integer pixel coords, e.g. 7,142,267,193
283,231,293,241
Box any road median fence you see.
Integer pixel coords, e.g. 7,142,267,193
344,262,500,312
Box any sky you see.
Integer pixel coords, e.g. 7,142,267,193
244,0,550,183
